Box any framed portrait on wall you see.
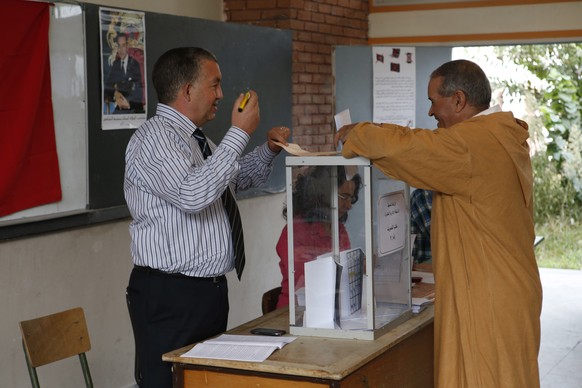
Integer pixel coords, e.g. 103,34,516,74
99,7,147,130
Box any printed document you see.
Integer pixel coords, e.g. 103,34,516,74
181,334,296,362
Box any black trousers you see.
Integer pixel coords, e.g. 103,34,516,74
126,267,229,388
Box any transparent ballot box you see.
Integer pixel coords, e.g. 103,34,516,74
285,156,412,340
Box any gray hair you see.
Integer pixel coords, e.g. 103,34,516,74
430,59,491,110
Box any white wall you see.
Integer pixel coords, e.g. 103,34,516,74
92,0,224,20
0,192,285,388
369,1,582,45
2,220,135,387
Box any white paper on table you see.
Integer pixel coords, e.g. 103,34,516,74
182,343,279,362
204,334,296,348
181,334,296,362
412,297,434,313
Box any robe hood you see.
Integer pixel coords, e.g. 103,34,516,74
477,112,533,207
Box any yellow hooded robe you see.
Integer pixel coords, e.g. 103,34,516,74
342,111,542,388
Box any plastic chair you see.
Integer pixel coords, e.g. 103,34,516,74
261,286,282,314
19,307,94,388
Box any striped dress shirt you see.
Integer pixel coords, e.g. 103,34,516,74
124,103,277,277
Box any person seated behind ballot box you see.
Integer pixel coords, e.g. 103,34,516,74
410,188,433,264
276,165,362,309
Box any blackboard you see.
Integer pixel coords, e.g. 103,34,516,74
0,3,291,239
85,3,292,208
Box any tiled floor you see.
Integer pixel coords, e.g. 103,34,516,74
538,268,582,387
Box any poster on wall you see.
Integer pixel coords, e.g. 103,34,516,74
99,7,147,130
372,46,415,126
377,190,406,256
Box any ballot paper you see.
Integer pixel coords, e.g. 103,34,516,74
334,109,352,151
334,109,351,130
272,141,337,156
304,256,337,328
181,334,296,362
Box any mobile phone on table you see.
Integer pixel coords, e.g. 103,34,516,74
250,327,286,336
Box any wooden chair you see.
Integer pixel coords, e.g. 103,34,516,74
261,286,282,315
19,307,94,388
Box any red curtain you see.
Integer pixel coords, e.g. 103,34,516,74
0,0,62,217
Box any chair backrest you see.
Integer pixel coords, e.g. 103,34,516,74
261,286,282,315
19,307,93,387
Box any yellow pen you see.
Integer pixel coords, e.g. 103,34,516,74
238,91,251,112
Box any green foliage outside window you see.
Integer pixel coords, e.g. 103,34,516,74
455,44,582,268
492,43,582,207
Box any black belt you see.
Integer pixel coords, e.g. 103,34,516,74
133,266,226,284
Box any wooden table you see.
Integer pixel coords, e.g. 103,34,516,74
163,306,434,387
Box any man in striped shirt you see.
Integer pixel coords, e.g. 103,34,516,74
124,47,290,388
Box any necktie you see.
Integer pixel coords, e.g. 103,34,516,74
192,129,246,279
121,59,126,74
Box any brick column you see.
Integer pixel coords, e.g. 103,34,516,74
224,0,368,152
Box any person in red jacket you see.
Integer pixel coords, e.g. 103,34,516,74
276,165,362,308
